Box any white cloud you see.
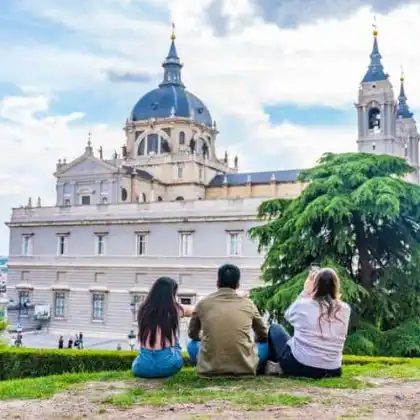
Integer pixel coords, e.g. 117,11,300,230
0,94,122,253
1,1,420,253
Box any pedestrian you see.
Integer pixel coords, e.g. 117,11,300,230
74,333,80,349
15,332,23,347
128,329,136,351
68,336,74,349
116,344,122,351
78,332,84,349
58,335,64,349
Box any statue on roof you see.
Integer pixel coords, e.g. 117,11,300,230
202,142,209,159
189,138,196,154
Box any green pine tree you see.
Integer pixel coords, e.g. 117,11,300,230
249,152,420,332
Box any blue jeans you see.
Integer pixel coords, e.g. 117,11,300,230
268,324,342,379
187,340,269,365
132,344,183,378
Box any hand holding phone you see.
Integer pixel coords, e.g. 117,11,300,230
304,263,320,296
310,263,320,273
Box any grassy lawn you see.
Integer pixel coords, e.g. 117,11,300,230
0,357,419,412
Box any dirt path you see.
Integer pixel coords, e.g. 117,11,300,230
1,379,419,420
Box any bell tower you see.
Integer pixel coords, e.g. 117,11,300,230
355,24,399,156
396,70,420,183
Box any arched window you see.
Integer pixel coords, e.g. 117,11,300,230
147,133,159,154
101,197,108,204
138,138,146,156
137,134,170,156
64,199,71,207
121,188,128,202
175,196,184,201
368,107,381,131
179,131,185,145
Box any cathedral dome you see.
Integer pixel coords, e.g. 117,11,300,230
131,86,212,127
131,34,212,128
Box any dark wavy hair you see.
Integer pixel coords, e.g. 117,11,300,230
312,268,344,334
137,277,182,348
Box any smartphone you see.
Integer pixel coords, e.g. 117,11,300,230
310,262,320,273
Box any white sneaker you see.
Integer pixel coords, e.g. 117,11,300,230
265,361,283,376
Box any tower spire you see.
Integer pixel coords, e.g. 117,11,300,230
397,66,413,119
159,22,184,88
361,18,387,83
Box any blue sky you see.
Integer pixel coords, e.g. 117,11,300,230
1,0,420,254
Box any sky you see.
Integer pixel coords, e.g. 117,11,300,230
1,0,420,255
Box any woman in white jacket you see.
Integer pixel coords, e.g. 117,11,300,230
267,268,351,378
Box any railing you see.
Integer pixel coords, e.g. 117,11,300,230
10,197,264,223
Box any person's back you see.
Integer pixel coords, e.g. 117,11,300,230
188,264,268,377
267,267,351,379
193,289,264,376
286,297,350,370
131,276,193,378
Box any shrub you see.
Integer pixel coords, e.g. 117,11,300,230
344,332,376,356
344,324,385,356
381,320,420,357
0,319,8,349
0,347,416,381
0,348,135,380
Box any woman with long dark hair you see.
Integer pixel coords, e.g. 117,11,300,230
266,268,351,378
132,277,193,378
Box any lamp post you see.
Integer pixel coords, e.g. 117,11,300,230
128,302,137,351
9,298,31,331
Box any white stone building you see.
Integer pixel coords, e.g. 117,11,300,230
5,28,420,337
5,31,304,336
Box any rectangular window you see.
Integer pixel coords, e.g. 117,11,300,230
54,292,66,318
228,232,241,256
132,294,146,322
18,290,30,315
95,235,106,256
57,235,68,256
81,195,91,205
179,296,192,305
22,235,33,256
92,293,105,321
178,294,196,305
179,232,193,256
136,233,148,256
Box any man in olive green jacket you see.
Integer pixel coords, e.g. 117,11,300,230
187,264,268,377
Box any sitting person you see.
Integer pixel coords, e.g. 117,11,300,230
132,277,193,378
267,268,351,379
187,264,268,377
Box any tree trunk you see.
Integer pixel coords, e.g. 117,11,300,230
354,215,374,289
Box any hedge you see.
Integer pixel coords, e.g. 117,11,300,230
0,348,137,380
0,347,417,381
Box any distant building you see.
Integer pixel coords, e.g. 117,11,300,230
5,27,419,337
5,30,304,336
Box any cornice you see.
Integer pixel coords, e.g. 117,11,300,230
7,215,259,228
